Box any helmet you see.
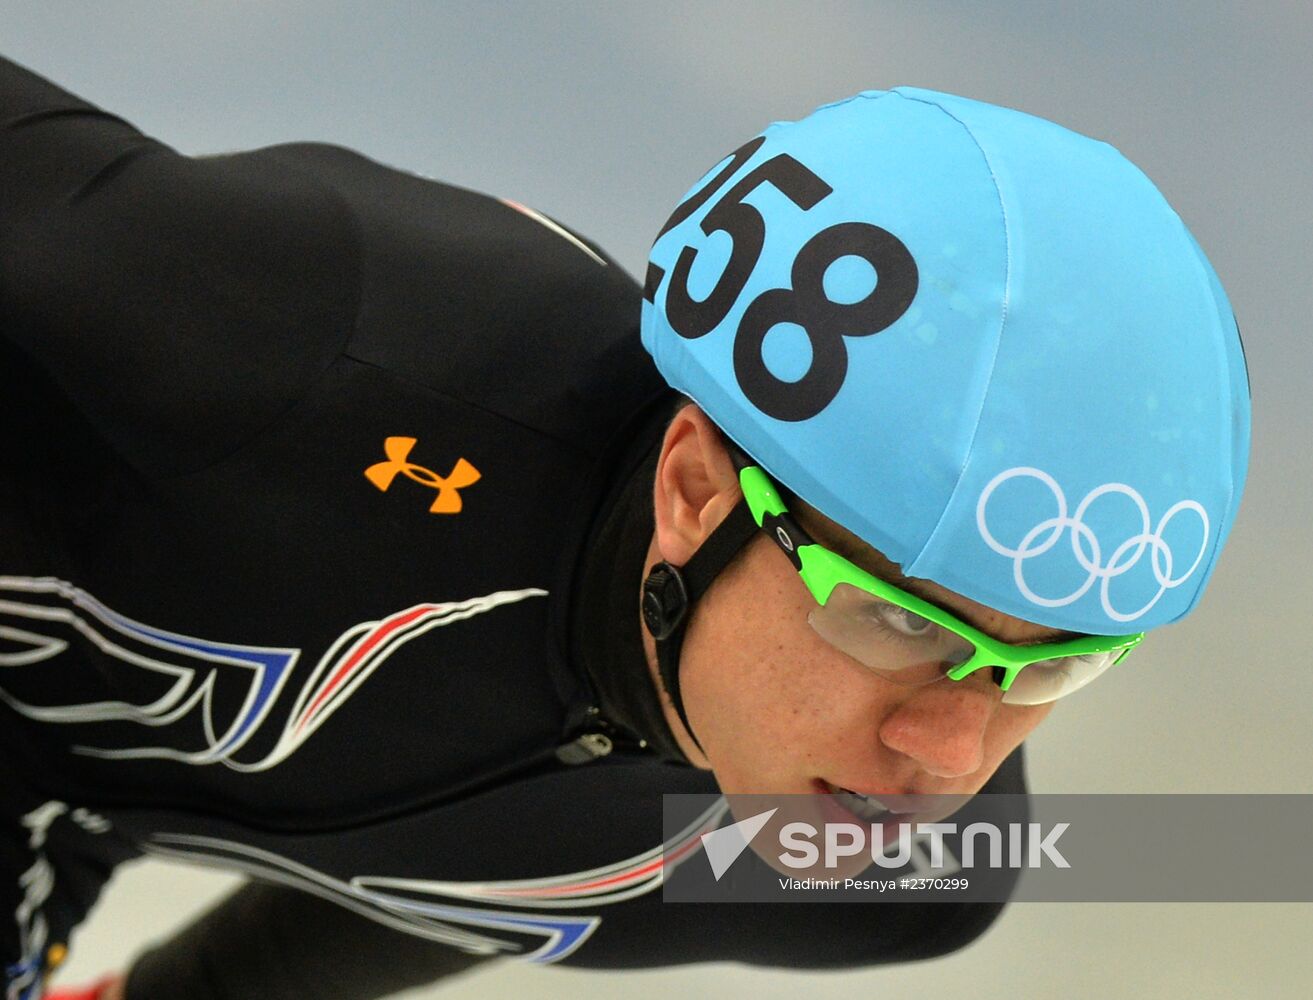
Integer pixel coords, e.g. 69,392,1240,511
641,87,1250,636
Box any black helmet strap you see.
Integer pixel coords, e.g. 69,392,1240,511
640,499,760,757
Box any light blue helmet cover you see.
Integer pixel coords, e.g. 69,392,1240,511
640,88,1250,634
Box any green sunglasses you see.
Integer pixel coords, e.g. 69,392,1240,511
732,453,1144,705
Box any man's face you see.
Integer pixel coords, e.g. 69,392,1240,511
643,404,1061,800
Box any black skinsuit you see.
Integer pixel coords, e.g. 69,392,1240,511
0,56,1023,1000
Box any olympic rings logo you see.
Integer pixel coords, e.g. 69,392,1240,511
975,467,1211,623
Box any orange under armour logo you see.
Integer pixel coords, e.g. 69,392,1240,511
364,437,481,514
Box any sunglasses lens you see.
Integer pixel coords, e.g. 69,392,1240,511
807,582,975,685
999,651,1121,705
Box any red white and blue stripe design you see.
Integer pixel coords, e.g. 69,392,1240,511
145,798,728,963
0,576,546,771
